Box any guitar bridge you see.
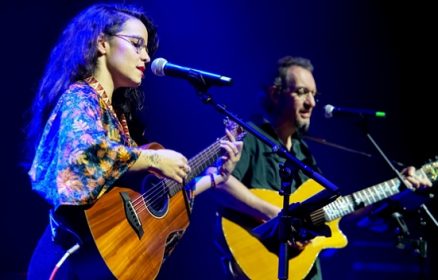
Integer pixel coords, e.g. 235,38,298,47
120,192,144,239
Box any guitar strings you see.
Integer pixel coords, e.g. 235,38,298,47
129,136,226,214
128,123,243,211
132,141,222,214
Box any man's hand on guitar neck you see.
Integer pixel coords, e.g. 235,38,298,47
401,166,433,191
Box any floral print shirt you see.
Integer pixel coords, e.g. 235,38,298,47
28,78,141,209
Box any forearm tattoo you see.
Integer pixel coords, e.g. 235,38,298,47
149,151,159,168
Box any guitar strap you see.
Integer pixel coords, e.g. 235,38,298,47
48,207,92,250
49,209,83,250
46,208,116,279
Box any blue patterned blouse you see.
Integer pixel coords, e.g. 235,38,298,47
28,78,141,209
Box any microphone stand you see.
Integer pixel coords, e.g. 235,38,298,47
303,135,406,167
277,160,297,280
357,120,408,189
190,79,340,280
356,119,436,278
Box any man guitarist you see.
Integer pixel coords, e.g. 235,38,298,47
213,56,432,280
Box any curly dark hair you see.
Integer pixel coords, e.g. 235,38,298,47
26,3,158,159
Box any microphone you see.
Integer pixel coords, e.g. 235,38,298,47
324,104,386,119
151,58,232,87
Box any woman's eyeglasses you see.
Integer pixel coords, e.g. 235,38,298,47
111,34,148,54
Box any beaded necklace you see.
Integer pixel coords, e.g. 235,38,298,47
84,76,132,146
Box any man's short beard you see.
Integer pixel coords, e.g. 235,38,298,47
296,119,310,134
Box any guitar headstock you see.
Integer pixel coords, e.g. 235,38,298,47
224,118,246,141
421,158,438,183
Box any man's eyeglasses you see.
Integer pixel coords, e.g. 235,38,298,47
292,87,320,102
111,34,148,54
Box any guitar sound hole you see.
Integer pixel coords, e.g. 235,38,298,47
141,174,169,217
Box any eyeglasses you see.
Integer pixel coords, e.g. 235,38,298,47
111,34,148,54
292,87,320,102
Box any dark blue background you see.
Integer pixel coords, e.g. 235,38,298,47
2,0,437,279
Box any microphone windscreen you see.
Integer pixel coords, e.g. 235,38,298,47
151,58,167,76
324,104,335,118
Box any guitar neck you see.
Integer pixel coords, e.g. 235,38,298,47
322,162,437,222
165,136,227,196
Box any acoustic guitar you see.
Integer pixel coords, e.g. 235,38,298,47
84,120,245,280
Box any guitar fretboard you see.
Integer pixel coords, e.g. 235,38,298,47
322,164,436,221
165,135,228,197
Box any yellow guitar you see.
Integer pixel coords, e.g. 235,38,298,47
221,160,438,280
